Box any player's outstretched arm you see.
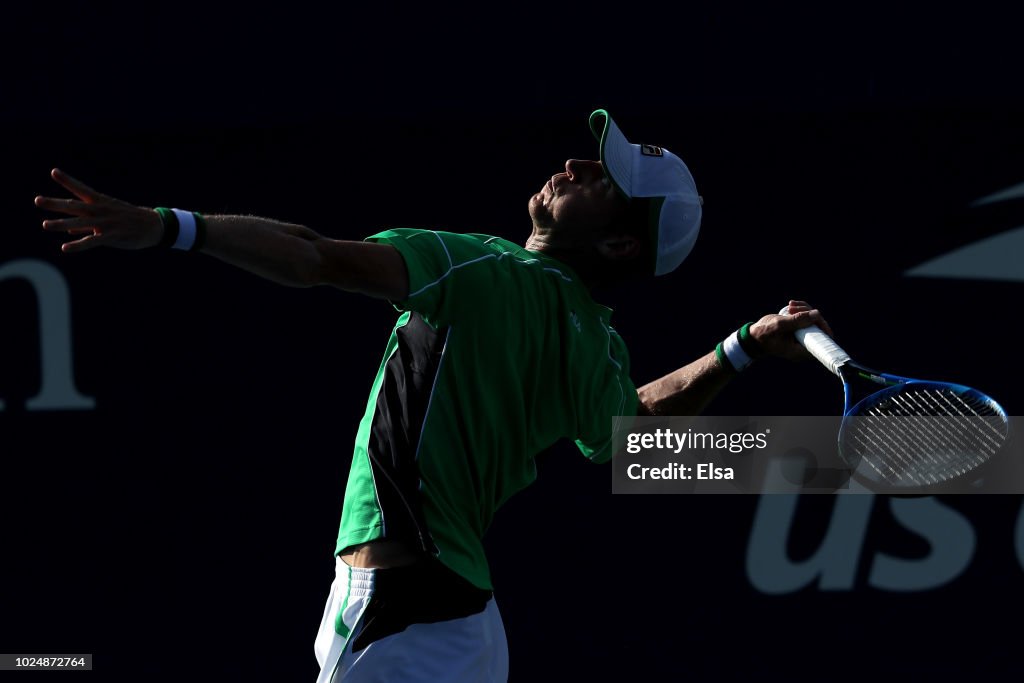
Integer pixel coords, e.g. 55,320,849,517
34,168,408,300
636,301,832,416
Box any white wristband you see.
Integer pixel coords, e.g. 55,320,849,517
722,329,753,372
171,209,197,251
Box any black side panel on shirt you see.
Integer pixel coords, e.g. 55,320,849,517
366,312,445,555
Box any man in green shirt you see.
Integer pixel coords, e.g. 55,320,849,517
35,109,829,682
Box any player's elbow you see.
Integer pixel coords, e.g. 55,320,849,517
294,263,323,288
283,248,323,288
311,239,410,300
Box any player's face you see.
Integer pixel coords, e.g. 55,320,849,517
529,159,628,242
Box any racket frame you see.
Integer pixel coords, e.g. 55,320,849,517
781,312,1011,493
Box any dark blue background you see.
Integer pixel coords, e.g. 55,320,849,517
4,3,1024,680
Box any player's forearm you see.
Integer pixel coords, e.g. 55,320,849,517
196,214,324,287
195,214,409,299
636,351,734,416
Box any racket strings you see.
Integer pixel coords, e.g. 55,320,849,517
855,405,958,484
849,420,938,484
931,391,1008,445
896,393,992,470
912,390,1006,453
844,387,1008,487
860,393,972,484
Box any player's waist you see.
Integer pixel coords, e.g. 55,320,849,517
346,554,494,651
340,539,423,568
338,541,493,609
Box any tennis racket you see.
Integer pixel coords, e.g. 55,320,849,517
782,307,1010,493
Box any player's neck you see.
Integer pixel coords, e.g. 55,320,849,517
523,238,604,291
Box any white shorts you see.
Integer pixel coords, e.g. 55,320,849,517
314,556,509,682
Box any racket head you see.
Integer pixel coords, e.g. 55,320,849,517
837,374,1011,493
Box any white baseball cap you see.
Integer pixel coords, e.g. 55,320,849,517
589,109,703,276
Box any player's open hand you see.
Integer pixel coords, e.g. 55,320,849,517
34,168,163,253
749,300,834,361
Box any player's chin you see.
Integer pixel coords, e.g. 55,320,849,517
527,199,551,228
529,192,547,212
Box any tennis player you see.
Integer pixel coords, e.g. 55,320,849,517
35,109,830,682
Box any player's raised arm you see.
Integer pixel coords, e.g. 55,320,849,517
637,301,833,416
34,168,408,300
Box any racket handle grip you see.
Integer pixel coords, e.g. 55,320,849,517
778,306,851,377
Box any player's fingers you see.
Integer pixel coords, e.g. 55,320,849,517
60,232,109,253
50,168,105,203
807,310,835,338
782,309,815,327
788,309,835,338
34,195,91,215
786,301,812,314
42,216,97,232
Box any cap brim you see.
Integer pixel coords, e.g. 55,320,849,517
589,109,634,200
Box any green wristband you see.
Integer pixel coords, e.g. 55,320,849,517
155,207,178,248
715,341,737,373
738,322,764,359
155,207,205,251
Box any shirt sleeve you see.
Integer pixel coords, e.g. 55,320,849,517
364,229,500,326
574,326,639,464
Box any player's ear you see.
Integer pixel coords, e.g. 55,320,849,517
595,234,641,262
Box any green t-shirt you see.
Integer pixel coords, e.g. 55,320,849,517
335,229,638,590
